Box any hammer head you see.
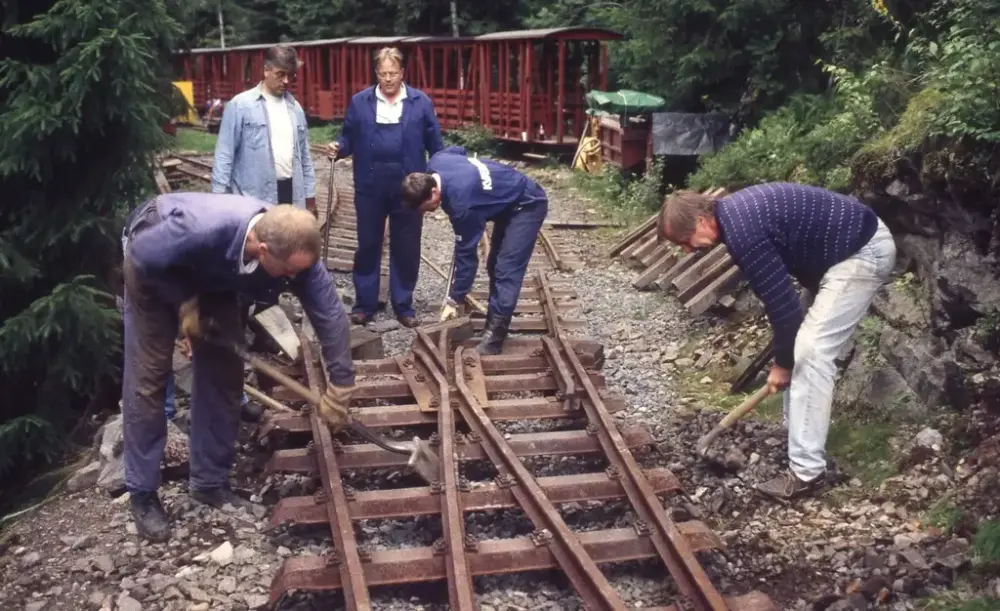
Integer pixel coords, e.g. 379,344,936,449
406,437,441,486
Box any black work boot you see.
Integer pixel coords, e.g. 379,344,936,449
190,484,255,510
129,491,170,542
476,313,511,356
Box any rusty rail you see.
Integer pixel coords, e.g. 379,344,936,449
257,291,776,610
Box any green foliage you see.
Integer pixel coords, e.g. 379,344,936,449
573,157,665,225
442,124,498,157
0,0,183,482
917,3,1000,142
972,520,1000,564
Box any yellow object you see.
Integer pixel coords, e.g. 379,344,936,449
573,117,604,174
172,81,199,125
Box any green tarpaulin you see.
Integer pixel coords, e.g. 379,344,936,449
585,89,666,118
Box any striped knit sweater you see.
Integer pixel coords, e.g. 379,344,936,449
714,183,879,369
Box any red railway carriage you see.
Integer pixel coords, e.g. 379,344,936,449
172,26,621,147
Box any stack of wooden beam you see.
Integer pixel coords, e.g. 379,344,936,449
607,187,749,315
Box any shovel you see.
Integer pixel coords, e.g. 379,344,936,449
695,386,774,457
201,331,441,484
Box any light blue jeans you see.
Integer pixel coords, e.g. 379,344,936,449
785,219,896,481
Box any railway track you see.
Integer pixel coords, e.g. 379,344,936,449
251,270,776,611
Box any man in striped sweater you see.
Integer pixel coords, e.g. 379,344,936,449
658,183,897,500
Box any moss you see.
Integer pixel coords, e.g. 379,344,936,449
852,88,944,186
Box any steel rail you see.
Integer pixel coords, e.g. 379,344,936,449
410,347,476,610
537,229,567,271
297,336,371,609
548,333,729,611
451,346,628,610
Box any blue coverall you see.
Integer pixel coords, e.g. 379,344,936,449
335,85,443,318
428,146,549,318
121,193,355,494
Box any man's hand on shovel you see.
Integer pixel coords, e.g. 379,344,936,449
318,383,355,433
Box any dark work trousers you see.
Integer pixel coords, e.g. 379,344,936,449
485,190,549,319
121,250,245,493
277,178,293,204
351,121,422,318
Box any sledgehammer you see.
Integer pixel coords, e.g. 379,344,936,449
201,332,441,485
695,386,774,457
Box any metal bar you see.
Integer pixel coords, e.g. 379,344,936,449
413,348,476,610
269,525,721,599
295,336,371,609
258,395,627,440
453,347,627,610
264,426,656,474
553,333,728,610
537,229,566,271
266,468,684,527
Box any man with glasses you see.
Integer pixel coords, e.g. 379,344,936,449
326,47,444,328
212,45,318,216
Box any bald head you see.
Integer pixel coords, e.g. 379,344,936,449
252,205,323,277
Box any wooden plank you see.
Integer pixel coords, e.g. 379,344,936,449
655,250,705,290
676,255,736,304
671,245,729,293
685,267,743,316
607,213,657,258
632,251,679,290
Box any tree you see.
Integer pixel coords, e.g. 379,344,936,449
0,0,184,486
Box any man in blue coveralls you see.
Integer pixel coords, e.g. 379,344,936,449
326,47,444,327
121,195,356,542
400,146,549,354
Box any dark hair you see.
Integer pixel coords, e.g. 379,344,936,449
264,45,298,73
401,173,437,209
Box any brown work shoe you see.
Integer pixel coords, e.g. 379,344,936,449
349,312,372,325
397,314,419,328
756,469,826,502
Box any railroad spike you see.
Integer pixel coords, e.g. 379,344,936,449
358,547,373,563
429,432,441,447
430,480,443,494
314,489,328,505
323,550,340,567
585,422,598,436
633,520,651,537
494,473,515,488
530,528,553,547
342,485,356,501
605,465,621,480
463,534,478,552
457,476,472,492
432,538,446,556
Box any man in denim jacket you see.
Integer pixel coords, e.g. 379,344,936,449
211,45,318,216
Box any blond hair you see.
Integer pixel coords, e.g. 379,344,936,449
254,205,322,260
657,190,718,241
373,47,403,71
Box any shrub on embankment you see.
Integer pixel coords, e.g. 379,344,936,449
0,0,185,496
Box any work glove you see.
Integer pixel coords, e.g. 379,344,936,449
318,383,354,432
178,297,201,341
439,297,465,322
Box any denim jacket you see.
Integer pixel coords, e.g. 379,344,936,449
210,84,317,207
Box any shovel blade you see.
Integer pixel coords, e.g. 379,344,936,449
406,437,441,485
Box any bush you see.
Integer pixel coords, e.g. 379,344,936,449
443,124,498,157
689,59,910,192
0,0,184,485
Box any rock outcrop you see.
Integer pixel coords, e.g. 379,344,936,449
841,148,1000,414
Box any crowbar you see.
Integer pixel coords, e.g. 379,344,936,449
200,329,440,484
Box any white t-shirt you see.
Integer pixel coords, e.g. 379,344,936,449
262,91,294,180
375,84,406,124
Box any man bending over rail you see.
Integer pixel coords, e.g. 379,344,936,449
657,183,897,501
121,195,355,542
400,146,549,355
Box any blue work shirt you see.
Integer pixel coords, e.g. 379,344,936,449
126,192,354,385
428,146,547,302
210,84,317,207
335,84,443,193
